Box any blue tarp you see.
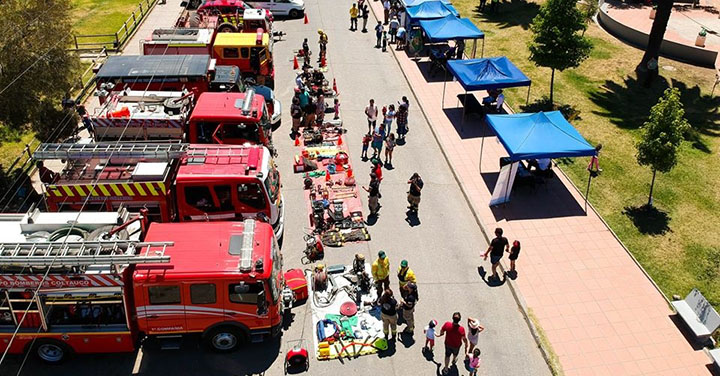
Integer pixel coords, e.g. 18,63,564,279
402,0,451,7
406,1,459,20
419,15,484,42
446,57,530,91
485,111,596,161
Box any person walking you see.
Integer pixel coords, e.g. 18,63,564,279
465,317,485,359
397,259,416,295
379,289,398,340
384,133,396,166
400,282,417,334
361,133,371,160
350,3,359,31
436,312,468,375
396,100,409,141
508,240,521,274
372,250,390,295
361,3,370,32
365,99,378,134
483,227,509,281
383,0,391,24
468,348,482,376
375,21,384,48
363,173,382,216
290,97,302,137
407,172,423,212
389,16,399,43
424,320,437,352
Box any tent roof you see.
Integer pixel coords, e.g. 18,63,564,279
402,0,451,7
419,15,484,42
406,1,459,20
447,57,530,91
485,111,596,161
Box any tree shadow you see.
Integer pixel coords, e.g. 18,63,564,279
622,204,671,235
471,0,541,30
519,96,583,122
589,75,720,153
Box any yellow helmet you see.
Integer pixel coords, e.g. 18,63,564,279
318,29,324,34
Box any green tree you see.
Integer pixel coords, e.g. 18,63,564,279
0,0,80,135
528,0,593,104
636,87,689,207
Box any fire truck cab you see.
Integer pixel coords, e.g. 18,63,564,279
0,210,287,363
188,90,276,152
34,143,284,238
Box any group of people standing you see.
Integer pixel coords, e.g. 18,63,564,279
425,312,485,375
371,251,418,339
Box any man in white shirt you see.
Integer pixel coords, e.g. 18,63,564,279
365,99,378,133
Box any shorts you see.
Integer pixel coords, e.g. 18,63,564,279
408,193,420,206
490,254,502,265
426,338,435,346
445,344,460,357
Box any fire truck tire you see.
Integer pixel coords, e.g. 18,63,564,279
217,23,237,33
203,326,247,353
31,339,72,365
88,225,129,241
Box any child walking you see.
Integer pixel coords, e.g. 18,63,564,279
508,240,521,273
361,133,371,160
424,319,437,352
468,348,481,376
384,133,395,166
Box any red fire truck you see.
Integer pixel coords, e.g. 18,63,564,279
34,143,285,238
0,209,290,363
93,55,243,103
188,90,275,148
142,29,275,89
176,2,273,32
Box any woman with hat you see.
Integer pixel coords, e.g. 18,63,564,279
466,316,485,359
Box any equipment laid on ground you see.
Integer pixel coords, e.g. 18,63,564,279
303,233,324,263
284,339,310,374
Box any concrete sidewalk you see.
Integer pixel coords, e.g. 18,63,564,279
368,1,713,375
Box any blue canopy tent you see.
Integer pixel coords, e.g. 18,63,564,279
402,0,452,7
442,57,532,130
405,1,459,23
483,111,598,207
418,15,485,58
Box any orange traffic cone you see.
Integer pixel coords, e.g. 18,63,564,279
346,168,353,178
320,55,326,67
337,135,343,146
294,135,300,146
333,78,338,95
304,14,309,24
325,170,331,181
293,56,299,70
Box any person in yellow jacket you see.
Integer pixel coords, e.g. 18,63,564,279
372,250,390,298
349,4,359,31
398,259,416,298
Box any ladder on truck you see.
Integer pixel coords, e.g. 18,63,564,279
0,240,173,267
33,143,189,161
34,143,262,161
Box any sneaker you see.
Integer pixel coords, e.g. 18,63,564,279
442,367,449,375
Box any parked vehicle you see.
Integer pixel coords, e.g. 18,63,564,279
0,209,292,363
246,0,304,18
34,143,285,238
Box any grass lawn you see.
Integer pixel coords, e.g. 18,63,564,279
452,0,720,306
72,0,148,36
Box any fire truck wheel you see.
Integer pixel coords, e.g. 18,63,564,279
88,225,129,241
32,339,72,364
204,326,247,352
217,23,238,33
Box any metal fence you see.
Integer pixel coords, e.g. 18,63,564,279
71,0,158,52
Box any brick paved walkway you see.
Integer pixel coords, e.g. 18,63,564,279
369,2,712,375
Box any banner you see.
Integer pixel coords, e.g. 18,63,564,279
489,162,518,206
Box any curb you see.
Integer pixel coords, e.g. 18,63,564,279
365,3,558,375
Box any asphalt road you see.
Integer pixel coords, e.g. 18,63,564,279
0,0,551,374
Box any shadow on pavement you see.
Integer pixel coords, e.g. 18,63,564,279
415,60,453,83
405,210,421,226
441,108,485,139
477,265,506,287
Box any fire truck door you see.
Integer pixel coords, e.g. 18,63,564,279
142,285,187,334
224,281,268,329
183,282,221,332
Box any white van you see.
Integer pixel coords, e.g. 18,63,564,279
246,0,304,18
